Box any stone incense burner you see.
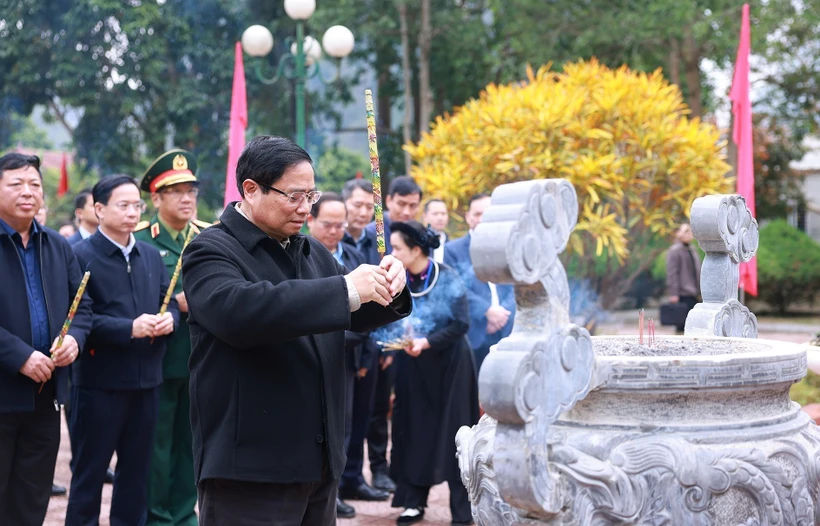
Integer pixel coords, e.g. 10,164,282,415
456,180,820,525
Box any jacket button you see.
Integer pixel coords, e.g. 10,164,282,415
316,435,324,444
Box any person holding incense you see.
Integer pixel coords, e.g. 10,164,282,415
386,220,479,526
362,175,423,494
0,153,92,526
182,135,410,525
135,149,210,526
67,175,179,526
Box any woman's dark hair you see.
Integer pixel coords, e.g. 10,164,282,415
0,153,42,178
391,220,440,257
92,175,139,205
236,135,313,198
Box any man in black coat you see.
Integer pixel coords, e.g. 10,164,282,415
183,136,411,525
0,153,91,526
67,175,179,526
307,193,390,519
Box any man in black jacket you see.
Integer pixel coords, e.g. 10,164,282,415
66,175,179,526
307,193,389,519
0,153,92,526
183,136,411,525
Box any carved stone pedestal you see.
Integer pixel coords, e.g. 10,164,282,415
456,180,820,525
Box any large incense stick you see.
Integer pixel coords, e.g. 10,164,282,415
151,227,195,344
39,271,90,393
365,89,386,257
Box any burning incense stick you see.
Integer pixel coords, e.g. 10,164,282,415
151,227,195,344
40,271,90,393
639,308,645,345
648,317,656,347
376,336,414,352
365,89,386,257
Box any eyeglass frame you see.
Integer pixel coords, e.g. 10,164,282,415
160,186,200,198
111,200,148,213
316,220,349,231
254,180,322,205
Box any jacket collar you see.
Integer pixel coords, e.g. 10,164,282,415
221,202,311,257
90,229,140,257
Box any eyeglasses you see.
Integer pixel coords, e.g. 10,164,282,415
162,187,199,198
318,221,348,231
112,200,147,213
255,181,322,205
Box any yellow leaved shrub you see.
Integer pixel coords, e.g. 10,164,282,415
406,60,732,303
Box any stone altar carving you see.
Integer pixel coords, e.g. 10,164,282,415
456,181,820,525
685,195,759,338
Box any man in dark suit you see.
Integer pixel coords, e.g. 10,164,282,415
0,153,92,526
444,193,516,372
182,136,411,525
362,175,422,493
67,188,98,246
67,175,179,526
308,193,390,518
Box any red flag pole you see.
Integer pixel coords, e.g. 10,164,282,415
58,152,69,197
224,41,248,209
730,3,757,298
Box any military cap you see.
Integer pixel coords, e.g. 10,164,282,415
140,149,198,193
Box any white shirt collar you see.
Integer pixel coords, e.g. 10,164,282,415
79,225,93,239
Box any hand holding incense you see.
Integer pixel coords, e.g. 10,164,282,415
39,271,90,393
365,89,386,256
151,227,195,344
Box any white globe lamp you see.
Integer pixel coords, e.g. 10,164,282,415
283,0,316,20
241,25,274,57
322,25,355,59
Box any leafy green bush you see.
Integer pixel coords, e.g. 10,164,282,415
758,220,820,313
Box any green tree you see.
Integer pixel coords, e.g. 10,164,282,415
0,0,301,210
315,146,369,193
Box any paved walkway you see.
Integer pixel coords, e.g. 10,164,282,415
44,420,454,526
44,324,813,525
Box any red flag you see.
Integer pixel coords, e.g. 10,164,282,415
730,4,757,297
224,41,247,208
58,152,69,197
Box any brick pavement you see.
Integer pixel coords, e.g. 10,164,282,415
43,325,811,525
44,419,455,526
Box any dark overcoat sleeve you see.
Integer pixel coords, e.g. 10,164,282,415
0,327,33,375
184,237,353,349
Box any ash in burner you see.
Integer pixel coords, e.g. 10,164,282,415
593,337,766,357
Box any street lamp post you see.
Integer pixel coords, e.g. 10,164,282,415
241,0,355,148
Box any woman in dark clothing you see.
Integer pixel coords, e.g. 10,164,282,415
386,220,479,525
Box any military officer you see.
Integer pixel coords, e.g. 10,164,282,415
135,149,209,526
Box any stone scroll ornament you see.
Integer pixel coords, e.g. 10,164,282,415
684,195,759,338
456,180,596,523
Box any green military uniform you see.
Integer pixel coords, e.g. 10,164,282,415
135,149,209,526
